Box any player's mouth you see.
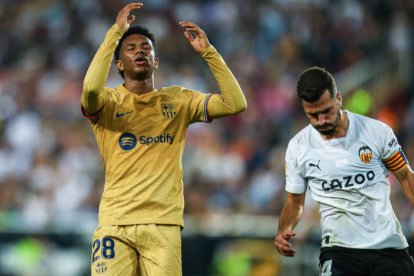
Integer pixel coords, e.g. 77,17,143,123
317,125,333,131
315,124,335,135
134,56,148,66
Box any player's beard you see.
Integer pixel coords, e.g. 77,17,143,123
314,109,341,136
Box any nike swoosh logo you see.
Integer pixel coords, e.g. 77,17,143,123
115,111,133,118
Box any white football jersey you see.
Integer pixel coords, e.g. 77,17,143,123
285,110,409,249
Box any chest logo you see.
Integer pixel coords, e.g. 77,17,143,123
119,132,137,150
358,145,372,164
115,110,133,118
309,160,321,171
161,103,177,118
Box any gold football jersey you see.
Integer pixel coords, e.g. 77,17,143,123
82,24,246,228
90,84,210,227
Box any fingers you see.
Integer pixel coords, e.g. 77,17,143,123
179,21,204,34
275,238,297,256
277,245,297,257
274,230,297,257
283,230,296,239
178,21,210,53
183,31,194,42
127,15,136,24
116,2,143,30
123,2,144,12
120,2,143,18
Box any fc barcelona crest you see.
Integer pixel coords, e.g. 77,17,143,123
161,103,177,118
358,145,373,164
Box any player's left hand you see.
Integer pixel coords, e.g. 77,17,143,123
274,229,297,257
115,2,144,33
179,22,210,54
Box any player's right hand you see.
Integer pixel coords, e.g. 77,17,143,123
115,2,143,33
274,229,297,257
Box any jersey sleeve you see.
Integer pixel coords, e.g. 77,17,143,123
182,88,212,123
82,88,114,126
381,125,409,173
285,139,307,194
81,24,123,119
81,89,110,122
200,45,247,118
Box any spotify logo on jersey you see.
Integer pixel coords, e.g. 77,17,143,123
119,132,137,150
119,132,175,150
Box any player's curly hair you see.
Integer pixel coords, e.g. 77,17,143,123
297,67,337,103
114,26,156,78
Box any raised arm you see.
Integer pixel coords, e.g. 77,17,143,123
179,21,247,119
81,3,143,116
274,192,305,257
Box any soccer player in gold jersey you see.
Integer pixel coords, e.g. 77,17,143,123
81,3,247,275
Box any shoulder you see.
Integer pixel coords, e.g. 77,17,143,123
96,85,130,109
349,111,388,128
156,85,187,98
159,85,207,99
287,125,313,155
349,111,391,133
159,85,186,93
163,85,207,92
107,85,123,100
289,125,313,147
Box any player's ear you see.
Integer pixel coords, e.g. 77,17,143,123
115,59,124,71
336,91,342,106
154,57,159,69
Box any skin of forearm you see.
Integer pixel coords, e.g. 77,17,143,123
278,200,304,233
396,167,414,204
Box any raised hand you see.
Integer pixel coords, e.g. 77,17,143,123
274,229,297,257
115,2,144,33
179,22,211,54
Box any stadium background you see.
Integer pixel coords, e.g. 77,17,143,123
0,0,413,275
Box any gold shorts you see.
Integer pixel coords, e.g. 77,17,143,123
91,224,182,276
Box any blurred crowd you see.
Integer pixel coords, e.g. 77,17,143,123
0,0,414,242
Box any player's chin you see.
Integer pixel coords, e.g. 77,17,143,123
316,127,335,135
133,64,149,72
133,69,152,80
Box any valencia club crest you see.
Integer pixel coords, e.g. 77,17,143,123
358,145,373,164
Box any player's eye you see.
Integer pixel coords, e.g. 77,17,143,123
323,108,331,114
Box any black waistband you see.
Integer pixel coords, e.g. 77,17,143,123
321,246,409,255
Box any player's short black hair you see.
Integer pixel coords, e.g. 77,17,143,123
114,26,156,60
297,67,337,103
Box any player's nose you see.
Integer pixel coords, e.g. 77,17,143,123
318,114,328,125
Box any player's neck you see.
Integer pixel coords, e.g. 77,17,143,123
123,78,155,95
321,110,349,140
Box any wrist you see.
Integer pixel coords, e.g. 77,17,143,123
200,45,216,58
